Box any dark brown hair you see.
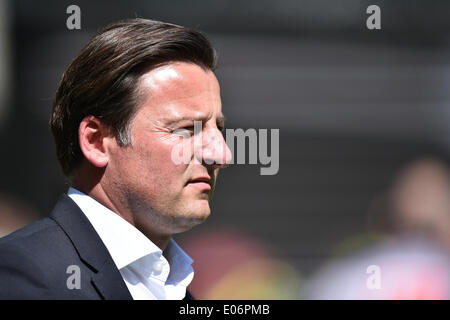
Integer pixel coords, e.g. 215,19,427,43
50,18,217,177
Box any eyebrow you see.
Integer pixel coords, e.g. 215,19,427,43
165,114,227,127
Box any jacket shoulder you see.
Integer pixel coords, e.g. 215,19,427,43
0,240,52,299
0,217,57,245
0,218,83,299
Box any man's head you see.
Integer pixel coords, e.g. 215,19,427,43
50,19,231,241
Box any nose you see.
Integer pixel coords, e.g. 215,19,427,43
196,127,232,168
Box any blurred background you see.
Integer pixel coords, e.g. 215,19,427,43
0,0,449,299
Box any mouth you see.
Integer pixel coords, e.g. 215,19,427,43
186,176,212,191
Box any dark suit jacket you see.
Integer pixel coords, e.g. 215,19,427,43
0,194,194,300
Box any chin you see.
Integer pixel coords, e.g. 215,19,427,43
174,202,211,231
188,202,211,221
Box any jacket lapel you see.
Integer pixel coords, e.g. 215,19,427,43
50,194,132,300
90,265,131,300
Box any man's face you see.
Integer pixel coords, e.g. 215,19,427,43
105,62,231,235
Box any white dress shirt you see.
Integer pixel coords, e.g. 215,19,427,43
67,187,194,300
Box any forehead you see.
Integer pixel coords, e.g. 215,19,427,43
137,62,222,121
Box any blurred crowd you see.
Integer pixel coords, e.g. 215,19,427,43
306,156,450,299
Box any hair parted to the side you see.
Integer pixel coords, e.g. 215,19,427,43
50,18,217,178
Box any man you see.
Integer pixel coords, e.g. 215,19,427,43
0,18,231,299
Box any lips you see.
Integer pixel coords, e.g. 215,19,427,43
187,176,212,190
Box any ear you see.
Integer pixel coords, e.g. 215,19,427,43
78,115,111,168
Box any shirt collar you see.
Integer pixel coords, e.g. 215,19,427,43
164,238,194,286
67,187,193,277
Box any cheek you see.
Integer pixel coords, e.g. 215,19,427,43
131,137,188,187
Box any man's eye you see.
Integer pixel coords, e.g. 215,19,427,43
172,127,194,138
183,126,195,132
